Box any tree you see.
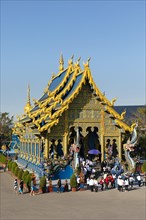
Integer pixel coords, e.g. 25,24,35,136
0,112,14,147
142,161,146,173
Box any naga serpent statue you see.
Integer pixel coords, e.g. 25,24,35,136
123,123,138,172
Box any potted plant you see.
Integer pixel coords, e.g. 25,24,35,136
48,179,53,192
70,173,77,192
39,176,46,193
79,171,85,191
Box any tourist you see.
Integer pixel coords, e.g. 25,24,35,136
86,177,90,189
63,179,69,192
136,174,141,187
99,177,104,191
104,174,109,190
77,176,80,190
124,177,129,192
13,179,18,193
19,179,24,194
30,179,35,196
129,175,134,189
18,179,23,194
89,177,94,192
57,178,62,193
117,176,124,192
93,178,99,192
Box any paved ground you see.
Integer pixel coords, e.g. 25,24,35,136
0,171,145,220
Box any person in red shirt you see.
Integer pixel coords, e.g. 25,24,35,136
105,175,109,190
109,174,115,188
99,177,104,191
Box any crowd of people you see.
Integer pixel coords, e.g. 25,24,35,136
12,156,145,195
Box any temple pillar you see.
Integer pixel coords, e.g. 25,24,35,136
63,131,68,156
118,132,122,160
64,111,68,156
44,135,49,159
101,109,105,162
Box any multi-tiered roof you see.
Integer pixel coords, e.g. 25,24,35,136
13,55,136,136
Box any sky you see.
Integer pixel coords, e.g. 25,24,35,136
1,0,145,119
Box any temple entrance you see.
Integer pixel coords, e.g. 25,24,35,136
68,126,101,161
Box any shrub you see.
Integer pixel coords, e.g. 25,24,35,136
70,173,77,188
8,160,13,170
11,162,18,173
18,169,24,180
14,166,20,177
22,170,29,183
39,176,46,193
142,161,146,173
0,153,7,164
25,173,32,192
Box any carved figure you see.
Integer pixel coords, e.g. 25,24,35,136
123,123,138,171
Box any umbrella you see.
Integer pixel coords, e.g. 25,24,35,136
88,149,101,155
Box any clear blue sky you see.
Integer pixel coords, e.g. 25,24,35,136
1,0,145,118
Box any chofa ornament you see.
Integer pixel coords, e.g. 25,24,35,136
124,122,138,171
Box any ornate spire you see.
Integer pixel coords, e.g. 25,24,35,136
27,84,30,103
59,53,64,72
68,55,74,71
24,84,32,114
83,57,91,70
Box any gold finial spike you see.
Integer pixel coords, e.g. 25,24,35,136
111,97,117,106
24,84,32,114
121,109,126,119
68,55,74,65
83,57,91,69
59,53,64,72
77,57,81,64
27,84,31,104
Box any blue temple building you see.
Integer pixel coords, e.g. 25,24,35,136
13,55,137,177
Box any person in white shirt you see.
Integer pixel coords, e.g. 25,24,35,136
124,178,129,191
89,177,94,192
77,176,80,189
86,177,90,189
137,174,141,187
117,176,124,192
93,178,99,192
129,176,134,189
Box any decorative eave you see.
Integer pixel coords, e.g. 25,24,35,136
104,105,126,120
114,119,136,132
38,71,86,132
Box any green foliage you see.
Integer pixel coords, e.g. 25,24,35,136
39,176,46,190
0,112,14,146
70,173,77,188
11,162,18,173
25,173,32,188
75,166,81,175
7,160,11,170
17,169,24,180
14,166,20,177
0,153,7,164
22,170,29,183
142,161,146,173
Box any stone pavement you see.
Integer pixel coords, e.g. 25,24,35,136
0,172,145,220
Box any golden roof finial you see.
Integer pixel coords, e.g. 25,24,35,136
110,97,117,106
68,55,74,71
74,57,81,68
59,53,64,72
120,109,126,120
83,57,91,69
24,84,32,114
68,54,74,65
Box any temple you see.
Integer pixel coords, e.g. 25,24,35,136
13,55,136,176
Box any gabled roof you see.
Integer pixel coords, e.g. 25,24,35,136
14,56,136,136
